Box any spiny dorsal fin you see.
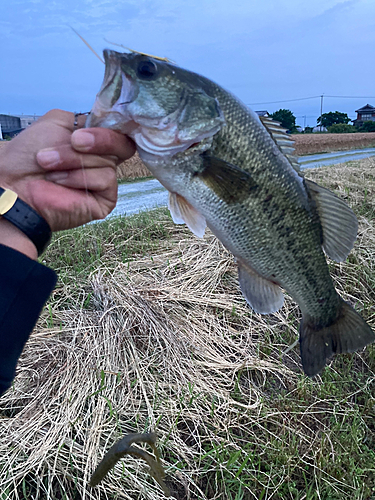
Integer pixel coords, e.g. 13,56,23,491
259,116,301,173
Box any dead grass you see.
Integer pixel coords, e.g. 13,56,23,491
0,159,374,499
117,154,151,180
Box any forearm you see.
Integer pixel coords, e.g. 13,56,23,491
0,244,57,396
0,218,38,260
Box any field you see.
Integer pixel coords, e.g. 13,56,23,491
116,132,375,180
294,132,375,155
0,157,374,499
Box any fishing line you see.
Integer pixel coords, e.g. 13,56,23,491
70,27,103,224
74,112,93,224
103,38,176,63
79,152,93,224
69,26,104,63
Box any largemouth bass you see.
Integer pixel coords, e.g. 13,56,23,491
86,50,374,376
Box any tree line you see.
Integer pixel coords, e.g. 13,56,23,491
267,109,375,133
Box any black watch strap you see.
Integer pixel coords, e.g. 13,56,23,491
0,188,52,256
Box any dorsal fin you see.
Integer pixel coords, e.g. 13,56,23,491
259,116,301,173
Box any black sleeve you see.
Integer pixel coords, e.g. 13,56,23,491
0,244,57,397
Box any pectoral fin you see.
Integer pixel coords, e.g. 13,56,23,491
237,259,284,314
168,192,206,237
304,179,358,262
200,155,258,203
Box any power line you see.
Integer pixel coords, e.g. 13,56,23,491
247,94,375,106
247,96,320,105
325,95,375,99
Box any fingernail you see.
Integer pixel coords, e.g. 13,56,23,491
37,149,60,167
46,171,68,182
72,130,95,151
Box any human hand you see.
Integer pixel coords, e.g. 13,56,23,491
0,109,135,233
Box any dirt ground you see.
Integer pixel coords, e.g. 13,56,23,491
2,132,375,179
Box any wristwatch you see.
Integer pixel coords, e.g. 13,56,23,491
0,188,52,256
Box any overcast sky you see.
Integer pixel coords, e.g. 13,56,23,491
1,0,375,127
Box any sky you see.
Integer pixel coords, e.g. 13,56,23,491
1,0,375,128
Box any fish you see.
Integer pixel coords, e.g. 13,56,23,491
86,49,375,377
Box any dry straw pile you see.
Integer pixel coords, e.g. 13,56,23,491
117,153,151,180
0,159,374,499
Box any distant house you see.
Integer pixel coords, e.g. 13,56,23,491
353,104,375,127
15,114,41,129
313,126,327,133
0,114,22,138
0,113,41,139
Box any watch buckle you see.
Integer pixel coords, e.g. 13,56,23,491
0,189,18,215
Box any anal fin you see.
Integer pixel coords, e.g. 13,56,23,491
237,259,284,314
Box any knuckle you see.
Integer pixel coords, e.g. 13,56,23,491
102,166,117,185
42,109,65,119
94,167,117,191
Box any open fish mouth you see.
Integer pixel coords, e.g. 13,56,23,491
86,50,137,134
86,50,225,156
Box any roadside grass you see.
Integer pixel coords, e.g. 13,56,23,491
0,158,374,499
118,176,155,185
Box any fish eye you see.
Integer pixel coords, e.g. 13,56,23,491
136,59,158,79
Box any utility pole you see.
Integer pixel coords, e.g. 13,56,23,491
320,94,324,131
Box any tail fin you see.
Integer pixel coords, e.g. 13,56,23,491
300,300,375,377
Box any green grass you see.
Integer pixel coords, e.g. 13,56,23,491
118,176,155,185
44,208,172,275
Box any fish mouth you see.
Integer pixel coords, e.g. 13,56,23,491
86,50,137,133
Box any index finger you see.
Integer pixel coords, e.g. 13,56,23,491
38,109,87,131
71,128,136,161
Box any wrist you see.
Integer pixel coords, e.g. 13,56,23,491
0,187,52,256
0,218,38,260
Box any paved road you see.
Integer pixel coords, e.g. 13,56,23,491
298,147,375,169
108,147,375,218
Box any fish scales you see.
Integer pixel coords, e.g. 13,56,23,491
86,50,374,376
